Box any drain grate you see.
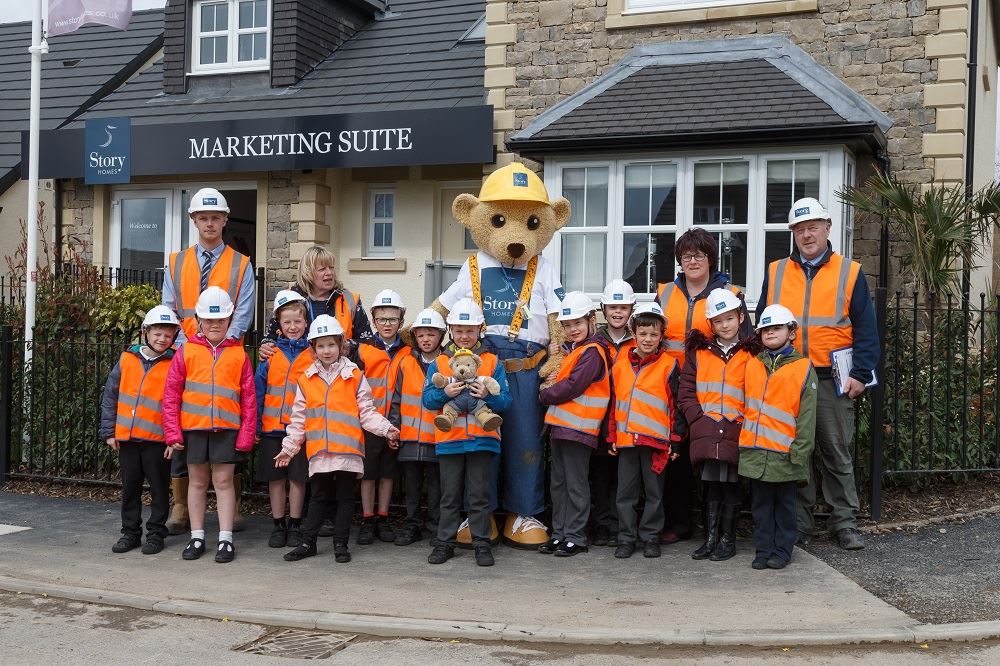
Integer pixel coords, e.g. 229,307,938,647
235,629,357,660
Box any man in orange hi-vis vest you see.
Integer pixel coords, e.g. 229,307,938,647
757,197,879,553
161,187,255,536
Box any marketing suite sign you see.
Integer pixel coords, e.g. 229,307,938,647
26,106,495,179
84,117,131,184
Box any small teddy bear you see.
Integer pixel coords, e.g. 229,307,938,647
431,349,503,432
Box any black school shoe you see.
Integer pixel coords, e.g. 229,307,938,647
286,526,304,548
112,534,141,553
537,537,561,554
554,541,588,558
334,542,351,563
215,541,235,563
474,544,495,567
592,525,610,547
284,543,317,561
269,520,288,548
614,542,636,559
375,516,395,543
182,538,206,560
643,540,661,558
317,518,336,538
428,544,455,564
751,557,769,570
141,536,165,555
356,517,376,545
766,556,788,570
394,525,423,546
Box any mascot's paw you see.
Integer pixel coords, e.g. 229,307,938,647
456,516,500,549
502,514,549,549
431,373,448,389
538,354,564,390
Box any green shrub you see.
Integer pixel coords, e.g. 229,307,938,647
94,284,160,339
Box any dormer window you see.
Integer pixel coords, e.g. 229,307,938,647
191,0,270,74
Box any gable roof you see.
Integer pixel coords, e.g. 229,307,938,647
508,36,892,155
78,0,485,126
0,9,164,194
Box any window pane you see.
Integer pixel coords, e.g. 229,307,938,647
766,159,821,224
215,36,228,63
253,32,266,60
764,231,792,269
200,37,216,64
625,163,677,227
201,3,216,31
562,167,608,228
120,198,167,273
239,33,267,61
239,0,253,29
560,233,606,293
693,161,749,225
623,232,675,295
238,34,253,61
214,3,228,30
254,0,267,27
651,163,677,226
374,222,392,248
382,193,394,218
624,165,651,227
710,231,748,288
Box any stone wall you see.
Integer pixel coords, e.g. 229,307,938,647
60,181,95,265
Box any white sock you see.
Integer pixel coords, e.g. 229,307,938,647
219,530,233,544
191,529,205,541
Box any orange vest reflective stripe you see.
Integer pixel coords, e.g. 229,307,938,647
397,354,437,444
433,351,501,444
299,369,365,460
611,351,677,449
694,348,751,422
115,351,171,442
766,253,859,367
179,344,246,431
656,281,741,368
333,290,360,340
168,245,250,340
358,342,410,416
739,355,811,454
544,342,610,436
260,347,315,434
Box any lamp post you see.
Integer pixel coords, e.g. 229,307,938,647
25,0,48,357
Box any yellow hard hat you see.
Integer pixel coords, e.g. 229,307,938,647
478,162,550,205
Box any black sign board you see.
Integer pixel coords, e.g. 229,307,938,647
24,105,495,179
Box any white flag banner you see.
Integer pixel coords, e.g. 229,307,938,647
48,0,133,37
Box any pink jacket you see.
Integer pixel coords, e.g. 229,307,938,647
162,335,257,452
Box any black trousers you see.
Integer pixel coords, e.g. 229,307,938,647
751,479,798,563
402,461,441,531
119,441,171,539
301,471,356,546
438,451,495,547
589,454,618,533
662,445,693,535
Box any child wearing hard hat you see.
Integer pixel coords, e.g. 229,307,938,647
161,287,256,564
423,298,512,567
348,289,411,545
393,308,447,546
678,288,757,563
607,302,685,559
739,304,818,571
254,290,314,550
590,279,638,547
278,315,400,563
99,306,181,555
538,292,611,557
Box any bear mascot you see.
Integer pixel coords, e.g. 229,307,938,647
429,161,571,548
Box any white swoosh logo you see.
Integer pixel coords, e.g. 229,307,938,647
99,124,117,148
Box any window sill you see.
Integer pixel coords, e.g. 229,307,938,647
606,0,817,28
347,258,407,272
187,65,270,77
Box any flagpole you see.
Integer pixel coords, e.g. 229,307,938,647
25,0,47,355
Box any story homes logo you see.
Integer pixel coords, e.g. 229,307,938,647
84,117,131,184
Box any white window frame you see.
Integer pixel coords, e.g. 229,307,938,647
625,0,775,14
191,0,271,75
367,187,396,258
543,146,852,309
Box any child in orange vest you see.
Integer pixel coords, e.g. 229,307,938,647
100,306,181,555
678,288,757,562
607,302,685,559
539,292,610,557
279,315,400,563
162,287,256,564
739,304,817,570
393,308,447,546
255,290,314,549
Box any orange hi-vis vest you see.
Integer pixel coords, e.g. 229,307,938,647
169,245,250,340
738,355,812,454
115,351,171,442
398,354,438,444
179,343,246,431
766,253,860,367
605,336,636,365
358,342,410,416
260,346,316,434
656,281,741,368
299,368,365,460
611,351,677,449
544,342,611,436
695,347,751,423
332,290,360,340
433,351,501,444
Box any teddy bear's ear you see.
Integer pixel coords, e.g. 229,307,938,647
550,196,572,231
471,354,482,368
452,193,480,229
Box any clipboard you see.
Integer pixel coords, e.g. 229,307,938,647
830,346,877,396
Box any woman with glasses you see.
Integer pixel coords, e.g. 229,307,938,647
654,228,752,546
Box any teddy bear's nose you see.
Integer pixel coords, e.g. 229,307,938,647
507,243,525,259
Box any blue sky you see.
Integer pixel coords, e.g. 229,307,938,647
0,1,166,24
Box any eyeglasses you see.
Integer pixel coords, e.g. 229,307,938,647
374,317,401,325
680,253,709,264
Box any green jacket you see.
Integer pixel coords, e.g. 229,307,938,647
738,347,818,483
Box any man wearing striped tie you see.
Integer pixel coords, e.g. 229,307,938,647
161,187,256,535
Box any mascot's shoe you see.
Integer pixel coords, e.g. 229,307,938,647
502,515,549,550
166,477,190,536
474,407,503,432
434,407,457,432
456,517,500,549
232,476,246,533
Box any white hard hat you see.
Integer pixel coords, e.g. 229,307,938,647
446,298,486,326
188,187,230,214
308,314,345,341
412,308,447,331
629,301,668,328
705,288,742,319
272,289,307,317
371,289,405,314
787,197,830,228
756,304,797,330
557,291,596,321
601,279,636,306
142,305,180,329
195,286,234,319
